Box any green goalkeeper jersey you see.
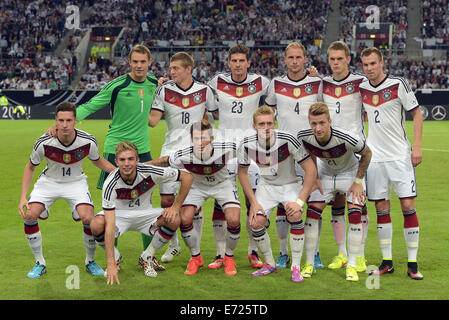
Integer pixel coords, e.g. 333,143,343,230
76,73,158,154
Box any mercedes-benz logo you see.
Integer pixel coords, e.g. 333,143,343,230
431,105,447,121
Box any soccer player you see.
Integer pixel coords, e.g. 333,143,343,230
48,44,160,252
320,41,370,271
149,52,217,263
207,44,270,269
90,141,193,285
149,120,241,276
298,102,372,281
359,47,423,280
264,41,322,269
18,102,116,279
237,106,318,282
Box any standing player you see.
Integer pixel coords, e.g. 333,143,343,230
207,44,270,269
90,141,193,284
264,41,322,268
18,102,116,278
359,47,423,280
49,44,159,253
298,102,372,281
149,120,241,276
320,41,370,271
237,106,318,282
149,52,217,263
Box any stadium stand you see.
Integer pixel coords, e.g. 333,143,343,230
0,0,448,91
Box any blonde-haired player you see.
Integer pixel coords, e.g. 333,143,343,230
237,106,318,282
298,102,372,281
90,141,193,284
264,41,322,269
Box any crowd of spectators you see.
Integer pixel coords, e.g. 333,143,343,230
0,0,86,90
1,0,448,91
421,0,449,47
339,0,408,54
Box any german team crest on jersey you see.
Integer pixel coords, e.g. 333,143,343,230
138,88,145,98
236,87,243,97
305,84,314,94
75,151,84,161
248,84,257,93
63,153,71,163
346,84,354,93
193,93,203,104
382,90,391,101
372,95,379,105
182,97,190,107
335,87,342,97
140,182,150,193
293,87,301,97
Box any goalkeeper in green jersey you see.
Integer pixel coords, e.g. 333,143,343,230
76,44,160,257
47,45,163,263
76,44,158,189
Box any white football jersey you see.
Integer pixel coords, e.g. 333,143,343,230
208,72,270,142
359,75,418,162
102,164,180,211
238,130,310,186
30,129,100,183
322,73,367,137
151,80,217,156
265,74,323,134
169,140,236,187
297,127,366,175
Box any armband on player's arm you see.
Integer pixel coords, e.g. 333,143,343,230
354,178,363,185
296,198,305,209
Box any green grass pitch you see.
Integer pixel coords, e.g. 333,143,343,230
0,119,448,301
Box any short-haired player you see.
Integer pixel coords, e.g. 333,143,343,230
237,106,318,282
298,102,372,281
19,102,116,278
360,47,423,280
90,141,193,284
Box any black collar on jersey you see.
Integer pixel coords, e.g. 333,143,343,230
231,74,248,84
119,170,138,186
315,127,333,147
287,72,307,82
128,73,146,84
193,145,215,161
368,73,388,88
175,79,195,92
332,71,351,83
257,131,277,150
57,129,77,148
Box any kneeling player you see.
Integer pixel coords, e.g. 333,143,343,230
237,106,318,282
149,120,241,276
298,102,372,281
90,142,193,285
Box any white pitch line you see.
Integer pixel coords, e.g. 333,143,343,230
422,148,449,153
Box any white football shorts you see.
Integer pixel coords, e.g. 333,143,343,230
366,158,417,201
28,175,93,221
95,208,163,238
183,179,240,210
256,181,303,219
308,169,366,206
